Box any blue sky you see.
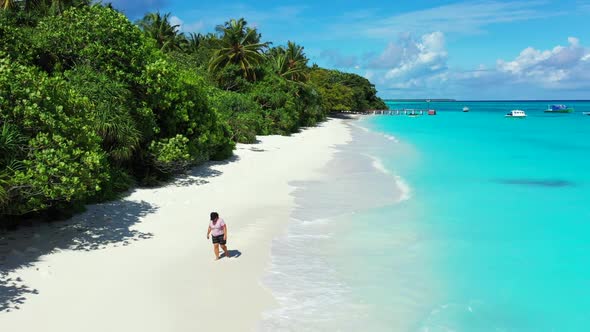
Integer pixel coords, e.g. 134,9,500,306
108,0,590,100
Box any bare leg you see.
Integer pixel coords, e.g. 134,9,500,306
213,243,220,260
221,244,229,258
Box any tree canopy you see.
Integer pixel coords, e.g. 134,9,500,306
208,18,269,81
0,5,385,224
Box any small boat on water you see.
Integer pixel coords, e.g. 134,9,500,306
545,104,574,113
462,106,469,112
427,109,437,115
583,112,590,116
506,110,526,118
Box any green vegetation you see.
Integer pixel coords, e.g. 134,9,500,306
0,3,385,224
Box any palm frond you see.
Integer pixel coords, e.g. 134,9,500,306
138,11,183,52
207,18,269,81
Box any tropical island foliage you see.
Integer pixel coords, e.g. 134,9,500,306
0,1,386,224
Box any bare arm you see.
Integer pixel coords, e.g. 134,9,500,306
207,226,211,239
223,224,228,240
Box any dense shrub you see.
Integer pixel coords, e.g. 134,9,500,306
0,56,108,217
10,132,107,214
148,134,198,174
209,89,267,143
309,68,385,112
210,63,253,92
295,83,326,126
33,5,157,81
64,65,141,164
249,72,300,135
0,14,34,64
137,58,234,163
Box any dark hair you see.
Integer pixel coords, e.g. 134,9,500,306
210,212,219,221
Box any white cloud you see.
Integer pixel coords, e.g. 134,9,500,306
496,37,590,88
170,15,204,33
368,32,418,69
361,32,450,97
367,35,590,98
169,15,183,29
371,32,448,82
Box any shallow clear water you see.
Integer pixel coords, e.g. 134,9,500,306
262,101,590,331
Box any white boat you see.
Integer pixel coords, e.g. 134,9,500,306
462,106,469,112
583,112,590,116
505,110,526,118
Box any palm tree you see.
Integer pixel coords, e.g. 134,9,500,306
183,32,203,54
138,12,184,52
285,42,307,65
269,41,309,82
208,18,269,81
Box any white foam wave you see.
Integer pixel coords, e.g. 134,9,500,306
395,175,412,202
366,154,412,202
260,216,368,331
352,123,400,143
383,134,400,143
299,217,334,225
286,233,332,240
371,156,390,175
351,123,370,133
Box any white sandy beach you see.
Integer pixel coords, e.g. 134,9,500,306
0,118,351,332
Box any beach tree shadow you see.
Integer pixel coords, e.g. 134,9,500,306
0,199,157,312
0,150,248,311
172,155,240,187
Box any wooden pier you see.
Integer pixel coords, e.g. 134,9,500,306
366,109,437,116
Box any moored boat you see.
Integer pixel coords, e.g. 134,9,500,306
545,104,574,113
583,112,590,116
462,106,469,112
428,109,437,115
506,110,526,118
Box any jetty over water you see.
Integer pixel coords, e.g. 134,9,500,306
365,109,436,115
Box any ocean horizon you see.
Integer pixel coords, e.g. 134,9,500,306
262,100,590,331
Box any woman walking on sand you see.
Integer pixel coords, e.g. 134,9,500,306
206,212,229,260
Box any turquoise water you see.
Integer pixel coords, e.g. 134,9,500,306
262,101,590,331
367,101,590,331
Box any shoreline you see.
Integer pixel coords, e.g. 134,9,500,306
259,117,413,330
0,118,351,331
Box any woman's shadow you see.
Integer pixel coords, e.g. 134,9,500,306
221,249,242,258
